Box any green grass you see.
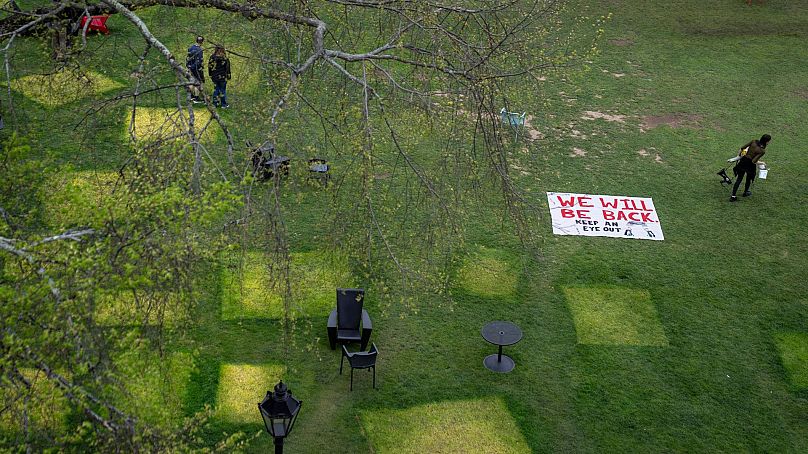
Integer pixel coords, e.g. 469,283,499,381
457,246,520,299
215,363,286,423
6,0,808,452
45,170,121,228
361,397,531,453
774,332,808,389
564,286,668,346
114,349,195,428
220,250,351,320
94,291,188,328
0,369,68,439
9,69,122,108
126,107,217,143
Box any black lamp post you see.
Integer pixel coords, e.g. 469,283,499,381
258,381,303,454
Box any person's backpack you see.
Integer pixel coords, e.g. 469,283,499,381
187,45,201,70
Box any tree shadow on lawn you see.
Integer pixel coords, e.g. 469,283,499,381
181,315,376,452
181,318,323,452
549,249,805,450
356,327,585,452
366,259,588,451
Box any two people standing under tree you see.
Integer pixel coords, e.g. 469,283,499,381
186,36,205,103
208,45,231,108
186,37,232,108
728,134,770,202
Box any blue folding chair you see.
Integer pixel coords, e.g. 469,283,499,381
500,108,526,139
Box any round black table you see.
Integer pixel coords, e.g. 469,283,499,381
481,321,522,373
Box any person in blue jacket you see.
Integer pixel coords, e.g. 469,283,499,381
186,36,205,103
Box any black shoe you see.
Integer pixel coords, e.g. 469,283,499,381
742,191,751,197
221,104,230,109
729,195,737,202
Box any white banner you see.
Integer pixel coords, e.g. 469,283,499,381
546,192,664,240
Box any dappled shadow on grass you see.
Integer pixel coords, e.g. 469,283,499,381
565,341,799,452
356,284,575,451
196,419,267,452
114,348,194,428
180,317,324,415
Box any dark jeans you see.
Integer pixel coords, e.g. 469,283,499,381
732,157,755,196
189,67,204,99
189,67,204,83
212,79,228,106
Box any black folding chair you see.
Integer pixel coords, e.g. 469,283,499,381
340,343,378,391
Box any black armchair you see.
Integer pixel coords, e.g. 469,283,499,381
327,288,372,350
340,343,378,391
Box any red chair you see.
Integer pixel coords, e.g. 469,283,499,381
79,15,110,35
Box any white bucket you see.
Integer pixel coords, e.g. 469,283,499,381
758,168,768,179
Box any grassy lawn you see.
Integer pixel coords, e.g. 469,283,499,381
4,0,807,452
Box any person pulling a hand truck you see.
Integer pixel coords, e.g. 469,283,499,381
727,133,770,202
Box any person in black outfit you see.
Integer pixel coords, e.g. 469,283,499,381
186,36,205,103
728,134,770,201
208,45,231,108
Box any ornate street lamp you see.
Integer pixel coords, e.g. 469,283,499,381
258,381,303,454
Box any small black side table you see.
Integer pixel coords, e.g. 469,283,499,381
481,321,522,373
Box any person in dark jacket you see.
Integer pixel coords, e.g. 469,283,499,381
729,134,770,201
186,36,204,103
208,45,231,108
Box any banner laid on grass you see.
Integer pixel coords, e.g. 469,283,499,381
546,192,664,240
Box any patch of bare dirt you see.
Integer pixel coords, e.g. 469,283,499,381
581,111,626,123
608,38,634,46
524,115,544,140
569,147,587,157
795,88,808,100
570,128,586,139
641,113,703,131
637,148,664,163
510,163,532,176
600,69,627,78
